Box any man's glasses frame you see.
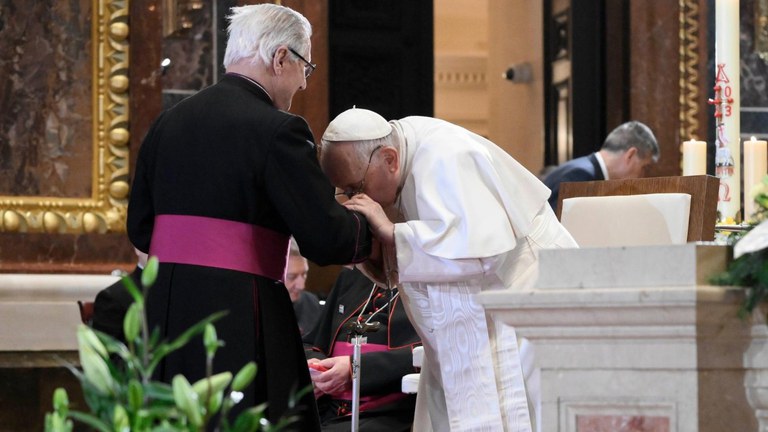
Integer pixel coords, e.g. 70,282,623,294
335,145,384,199
288,47,316,79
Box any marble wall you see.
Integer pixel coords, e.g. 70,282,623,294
740,0,768,137
161,0,235,109
0,0,93,198
576,415,670,432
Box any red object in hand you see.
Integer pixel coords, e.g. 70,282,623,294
309,363,329,373
309,364,328,377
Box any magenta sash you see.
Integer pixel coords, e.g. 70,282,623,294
330,341,407,411
149,214,289,280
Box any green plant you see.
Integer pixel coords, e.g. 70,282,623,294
45,257,295,432
710,247,768,319
711,175,768,320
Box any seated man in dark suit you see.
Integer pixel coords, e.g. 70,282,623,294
285,238,323,337
304,267,421,432
543,120,660,210
92,248,146,341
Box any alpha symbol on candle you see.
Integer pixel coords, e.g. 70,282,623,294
715,63,731,83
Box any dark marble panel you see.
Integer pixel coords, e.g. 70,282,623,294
740,0,768,119
0,0,93,198
159,0,236,110
0,366,86,432
741,0,768,104
742,110,768,137
162,2,214,92
130,0,163,155
162,90,194,110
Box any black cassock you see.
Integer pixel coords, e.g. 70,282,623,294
304,268,421,432
128,74,371,431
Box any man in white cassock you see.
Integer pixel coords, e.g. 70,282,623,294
319,108,578,432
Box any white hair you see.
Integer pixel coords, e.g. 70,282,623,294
288,237,302,257
223,4,312,68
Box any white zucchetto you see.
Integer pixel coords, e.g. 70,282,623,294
322,107,392,142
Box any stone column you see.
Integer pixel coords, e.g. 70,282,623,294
745,310,768,432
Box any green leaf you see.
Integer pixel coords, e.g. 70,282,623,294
231,362,257,392
120,274,144,307
172,375,202,427
148,311,228,374
232,411,261,432
127,379,143,412
143,382,176,405
191,371,232,400
141,256,159,288
207,390,224,416
123,303,142,343
68,411,111,432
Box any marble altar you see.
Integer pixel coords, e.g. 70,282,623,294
477,243,768,432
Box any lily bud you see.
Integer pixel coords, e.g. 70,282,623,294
231,362,257,392
52,388,69,413
172,375,203,427
203,324,218,357
77,325,108,358
141,256,159,288
113,405,129,431
123,303,141,343
79,344,115,395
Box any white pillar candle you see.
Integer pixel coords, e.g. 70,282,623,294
682,139,707,176
743,136,768,221
713,0,741,222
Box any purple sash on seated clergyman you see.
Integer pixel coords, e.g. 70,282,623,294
149,214,290,281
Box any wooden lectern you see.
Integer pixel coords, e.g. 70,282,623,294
556,175,720,242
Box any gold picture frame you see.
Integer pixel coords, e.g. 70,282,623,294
0,0,130,234
679,0,702,143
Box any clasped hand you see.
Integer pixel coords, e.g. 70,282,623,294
342,194,395,246
307,356,352,399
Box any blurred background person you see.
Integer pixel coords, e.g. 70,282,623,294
543,120,659,210
286,238,323,337
91,248,147,342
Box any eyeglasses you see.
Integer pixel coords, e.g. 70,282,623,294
288,47,316,79
335,145,384,199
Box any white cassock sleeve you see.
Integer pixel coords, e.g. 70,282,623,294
394,132,549,284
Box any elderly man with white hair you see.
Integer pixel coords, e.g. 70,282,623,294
319,108,577,432
127,6,372,430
